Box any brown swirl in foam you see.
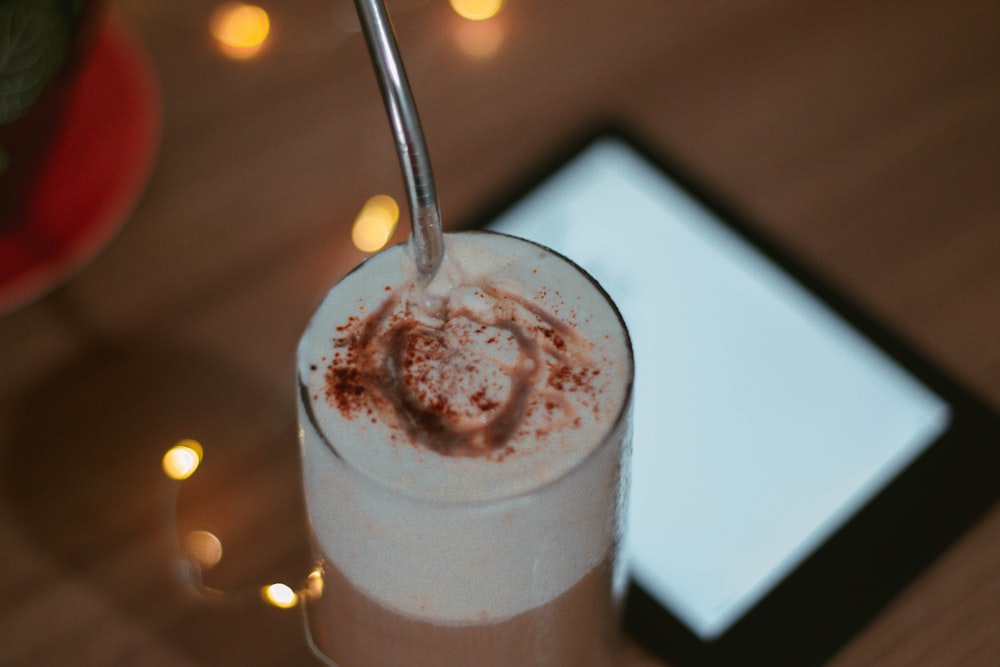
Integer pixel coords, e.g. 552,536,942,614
323,284,602,457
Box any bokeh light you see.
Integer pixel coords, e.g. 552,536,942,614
454,18,505,59
262,582,298,609
450,0,504,21
182,530,224,569
351,194,400,253
306,567,325,599
162,439,204,480
211,3,271,60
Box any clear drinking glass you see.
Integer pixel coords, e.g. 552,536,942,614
297,231,634,667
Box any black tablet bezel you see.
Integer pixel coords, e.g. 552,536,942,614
457,123,1000,667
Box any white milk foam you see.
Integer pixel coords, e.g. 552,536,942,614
298,232,632,623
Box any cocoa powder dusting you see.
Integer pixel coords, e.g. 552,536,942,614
322,284,604,458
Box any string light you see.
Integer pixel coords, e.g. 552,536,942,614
262,582,299,609
166,0,518,619
162,439,204,480
182,530,224,569
211,3,271,59
352,194,400,253
449,0,504,21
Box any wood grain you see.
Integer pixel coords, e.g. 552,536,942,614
0,0,997,664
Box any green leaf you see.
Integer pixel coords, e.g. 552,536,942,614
0,0,74,125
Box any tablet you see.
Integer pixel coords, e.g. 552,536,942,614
470,127,1000,666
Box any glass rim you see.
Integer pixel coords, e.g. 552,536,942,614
297,229,635,507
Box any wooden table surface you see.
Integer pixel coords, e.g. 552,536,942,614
1,0,998,665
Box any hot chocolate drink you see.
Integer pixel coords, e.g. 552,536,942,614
307,557,617,667
297,232,633,666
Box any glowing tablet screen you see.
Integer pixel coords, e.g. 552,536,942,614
487,138,951,640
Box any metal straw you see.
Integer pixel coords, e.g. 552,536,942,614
354,0,444,277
